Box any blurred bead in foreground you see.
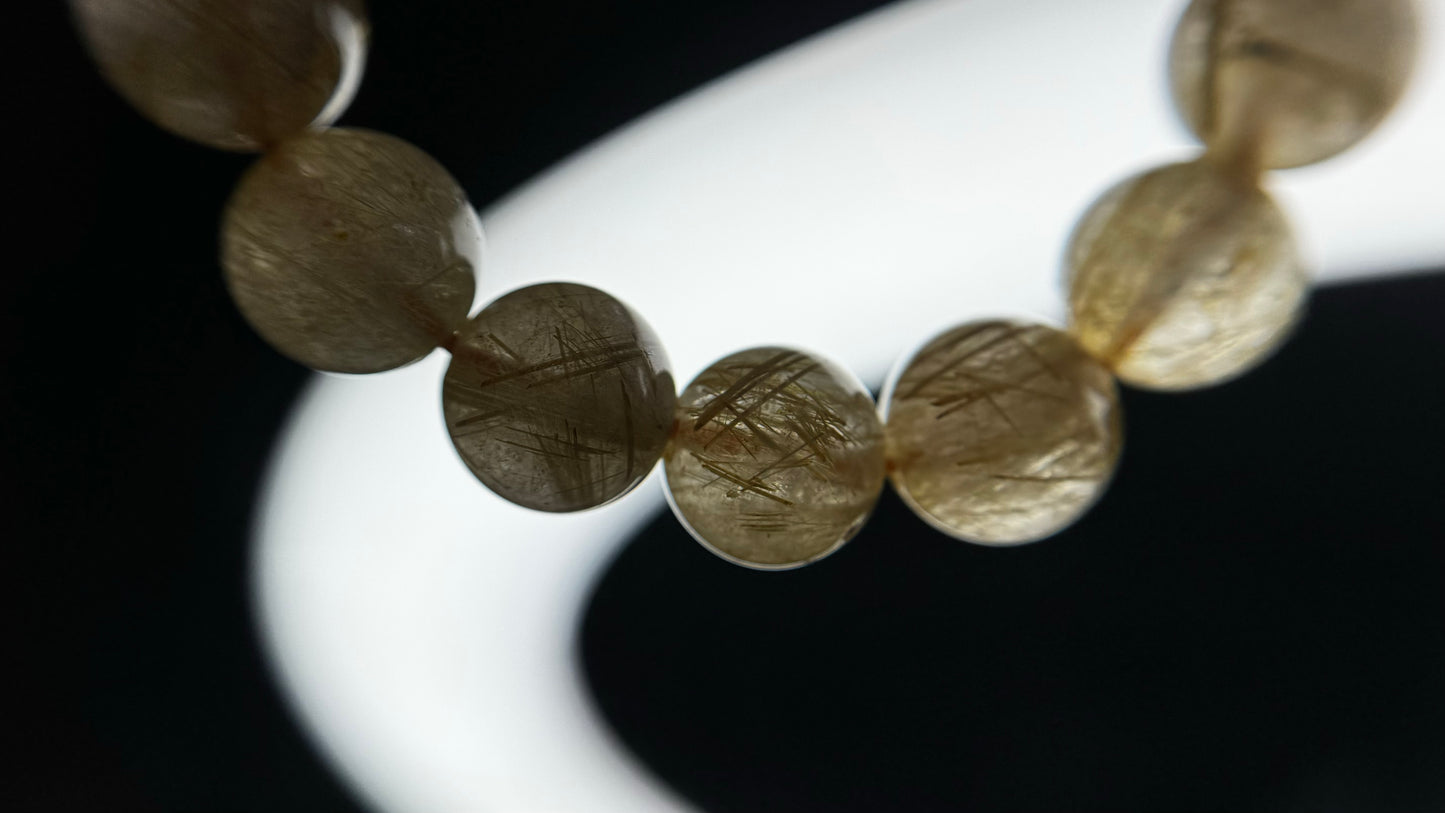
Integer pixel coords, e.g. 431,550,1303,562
72,0,369,151
444,283,675,513
222,128,483,374
1066,159,1307,391
884,320,1122,545
665,348,885,570
1169,0,1419,171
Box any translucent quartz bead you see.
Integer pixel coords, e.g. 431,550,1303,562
442,283,675,513
71,0,369,151
1169,0,1419,171
883,321,1122,546
222,128,483,374
664,348,885,570
1066,159,1307,391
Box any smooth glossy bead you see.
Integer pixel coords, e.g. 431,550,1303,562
883,321,1122,546
443,283,675,513
71,0,369,151
664,348,885,570
222,128,482,374
1169,0,1419,171
1066,159,1307,391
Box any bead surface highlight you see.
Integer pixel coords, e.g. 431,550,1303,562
222,128,482,374
664,348,885,570
1066,159,1307,391
72,0,369,151
443,283,675,513
884,321,1122,546
1169,0,1419,171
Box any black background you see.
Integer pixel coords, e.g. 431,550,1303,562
10,1,1444,811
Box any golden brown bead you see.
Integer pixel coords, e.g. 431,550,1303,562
71,0,369,151
883,321,1122,546
221,128,483,374
443,283,675,513
664,348,885,570
1065,159,1307,391
1169,0,1419,171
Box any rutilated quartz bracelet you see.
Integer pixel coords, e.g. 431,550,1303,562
71,0,1422,569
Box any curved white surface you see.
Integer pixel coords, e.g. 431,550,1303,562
256,1,1445,811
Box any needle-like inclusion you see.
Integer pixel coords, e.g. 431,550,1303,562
884,321,1122,546
1169,0,1419,171
71,0,370,151
443,283,675,513
222,128,482,374
664,348,885,570
1065,159,1306,391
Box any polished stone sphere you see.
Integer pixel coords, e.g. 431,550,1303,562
443,283,675,513
72,0,369,151
1169,0,1419,170
884,320,1122,545
1066,159,1307,390
665,347,885,569
221,128,482,374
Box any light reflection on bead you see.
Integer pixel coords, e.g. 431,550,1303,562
1066,159,1307,391
443,283,675,513
664,348,885,570
883,320,1122,546
1169,0,1419,171
221,128,483,374
71,0,369,151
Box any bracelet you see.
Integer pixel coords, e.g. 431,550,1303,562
70,0,1421,572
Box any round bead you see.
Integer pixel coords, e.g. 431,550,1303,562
1169,0,1419,170
221,128,482,374
883,321,1122,546
1065,159,1307,391
71,0,369,151
664,348,886,570
443,283,675,513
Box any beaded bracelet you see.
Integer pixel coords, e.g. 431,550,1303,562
71,0,1421,570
